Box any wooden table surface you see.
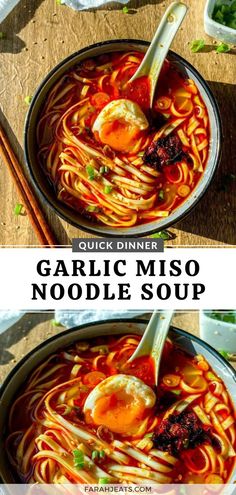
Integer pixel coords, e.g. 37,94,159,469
0,0,236,246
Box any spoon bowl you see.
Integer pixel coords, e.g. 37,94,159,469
129,2,188,107
128,310,174,385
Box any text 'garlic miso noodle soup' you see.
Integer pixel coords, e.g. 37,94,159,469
0,319,235,485
24,40,222,236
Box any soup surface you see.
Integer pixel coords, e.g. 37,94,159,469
6,334,236,484
37,51,210,228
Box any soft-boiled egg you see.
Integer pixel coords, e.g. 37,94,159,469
83,374,156,435
92,99,149,152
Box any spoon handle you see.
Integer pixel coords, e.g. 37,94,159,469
128,310,173,362
130,2,188,106
151,310,174,381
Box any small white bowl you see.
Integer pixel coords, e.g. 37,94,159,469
204,0,236,44
200,310,236,353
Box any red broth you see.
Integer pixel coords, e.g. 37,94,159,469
6,334,235,484
36,51,210,228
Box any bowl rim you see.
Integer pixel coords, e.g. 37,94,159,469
1,317,235,403
24,39,223,238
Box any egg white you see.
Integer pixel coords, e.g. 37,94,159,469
92,99,149,136
84,374,156,417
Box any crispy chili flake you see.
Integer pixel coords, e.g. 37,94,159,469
152,410,212,456
143,134,185,171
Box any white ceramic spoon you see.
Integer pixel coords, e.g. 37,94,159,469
129,2,188,107
128,310,174,385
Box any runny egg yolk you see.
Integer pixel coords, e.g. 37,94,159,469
92,99,149,153
83,374,156,435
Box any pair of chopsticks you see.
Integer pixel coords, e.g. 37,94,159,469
0,122,57,247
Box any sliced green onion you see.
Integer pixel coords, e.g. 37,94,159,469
144,433,153,438
151,230,172,240
92,450,99,460
214,9,225,23
104,185,113,194
100,166,109,174
90,345,109,355
24,96,32,105
76,342,89,351
172,389,181,395
158,189,164,200
14,203,23,216
216,43,231,53
212,1,236,28
228,18,236,29
206,372,217,381
73,449,85,469
207,310,236,324
99,450,106,459
122,6,129,13
86,205,98,212
86,164,95,181
190,39,205,53
51,320,63,327
99,478,109,484
218,349,230,360
231,1,236,12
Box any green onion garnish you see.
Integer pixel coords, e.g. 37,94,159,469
99,478,109,484
172,389,181,395
51,320,63,327
86,205,98,212
99,450,106,459
90,345,109,355
24,96,32,105
231,1,236,12
122,6,129,13
104,185,113,194
100,166,109,174
219,349,230,360
206,372,216,381
151,230,172,240
158,189,164,200
144,433,153,438
190,39,205,53
216,42,231,53
86,164,95,181
73,449,85,469
207,310,236,324
92,450,99,460
212,1,236,29
14,203,23,216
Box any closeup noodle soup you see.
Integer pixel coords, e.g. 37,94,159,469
6,334,236,484
36,51,210,228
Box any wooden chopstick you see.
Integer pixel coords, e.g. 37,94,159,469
0,122,57,247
